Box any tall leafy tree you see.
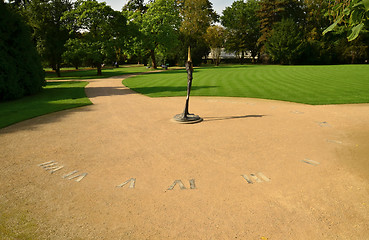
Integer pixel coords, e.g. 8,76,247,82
122,0,148,65
204,25,226,66
24,0,72,77
140,0,181,69
221,0,261,63
62,37,85,69
0,2,45,101
265,18,304,64
179,0,219,65
304,0,330,41
257,0,285,50
63,0,127,75
299,0,337,64
257,0,304,52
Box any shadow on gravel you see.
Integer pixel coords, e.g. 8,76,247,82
86,86,136,98
203,115,266,122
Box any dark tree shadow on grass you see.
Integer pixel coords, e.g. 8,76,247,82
129,85,218,96
0,82,93,132
0,105,93,133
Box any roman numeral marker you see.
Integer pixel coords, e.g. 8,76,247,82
38,161,64,174
301,158,320,166
242,173,270,184
167,179,196,190
116,178,136,188
63,171,88,182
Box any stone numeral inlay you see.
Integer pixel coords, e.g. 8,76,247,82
38,161,87,182
242,173,270,184
168,179,196,190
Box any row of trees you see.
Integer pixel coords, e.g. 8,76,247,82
5,0,219,76
4,0,369,78
222,0,369,65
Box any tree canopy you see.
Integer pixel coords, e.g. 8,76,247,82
179,0,219,65
140,0,180,69
24,0,72,77
221,0,260,63
204,25,226,66
0,3,45,101
62,0,127,75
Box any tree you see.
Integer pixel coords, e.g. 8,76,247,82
324,0,369,41
204,25,225,66
0,3,45,101
257,0,304,52
122,0,148,65
265,18,305,64
221,0,261,63
62,38,85,69
140,0,181,69
63,0,127,75
25,0,72,77
122,0,147,13
179,0,219,65
304,0,330,41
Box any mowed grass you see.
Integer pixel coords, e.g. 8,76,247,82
123,64,369,105
45,65,153,80
0,81,91,129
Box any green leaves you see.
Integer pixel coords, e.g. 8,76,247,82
265,18,304,64
324,0,368,41
323,17,342,35
62,0,128,74
347,22,365,41
353,0,369,11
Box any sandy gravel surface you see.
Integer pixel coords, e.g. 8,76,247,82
1,74,369,239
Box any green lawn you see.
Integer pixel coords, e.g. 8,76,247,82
0,81,92,129
123,64,369,105
45,65,154,80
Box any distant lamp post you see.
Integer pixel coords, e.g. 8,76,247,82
173,47,203,123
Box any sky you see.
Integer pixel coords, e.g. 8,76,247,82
100,0,236,15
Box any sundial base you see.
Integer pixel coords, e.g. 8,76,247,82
172,113,203,124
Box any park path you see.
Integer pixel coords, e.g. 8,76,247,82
1,74,369,239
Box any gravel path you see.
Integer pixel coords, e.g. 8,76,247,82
1,75,369,239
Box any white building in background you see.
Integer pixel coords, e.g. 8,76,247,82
206,48,255,60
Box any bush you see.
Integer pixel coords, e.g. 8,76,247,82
0,3,45,101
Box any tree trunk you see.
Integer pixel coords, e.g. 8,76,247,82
97,65,102,76
55,65,61,77
150,49,157,69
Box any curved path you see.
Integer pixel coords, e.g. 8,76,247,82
1,75,369,239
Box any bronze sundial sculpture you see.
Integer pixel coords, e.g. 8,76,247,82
173,47,203,123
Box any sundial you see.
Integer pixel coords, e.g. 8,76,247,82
173,47,203,124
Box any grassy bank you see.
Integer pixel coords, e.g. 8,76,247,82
123,64,369,105
0,81,91,129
